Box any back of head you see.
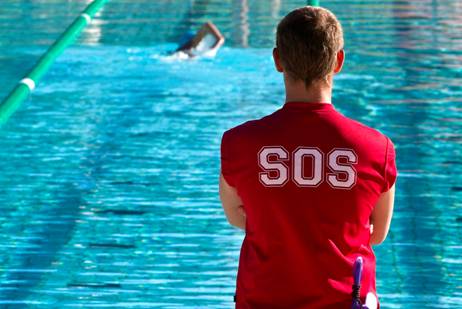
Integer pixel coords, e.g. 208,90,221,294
276,6,344,87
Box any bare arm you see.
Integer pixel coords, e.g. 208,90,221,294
370,184,395,245
203,22,225,49
219,173,245,230
175,24,210,52
176,22,224,54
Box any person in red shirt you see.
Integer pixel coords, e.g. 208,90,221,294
219,6,397,309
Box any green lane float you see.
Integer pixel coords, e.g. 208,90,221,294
307,0,320,6
0,0,109,126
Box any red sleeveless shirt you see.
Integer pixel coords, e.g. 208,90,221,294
221,102,397,308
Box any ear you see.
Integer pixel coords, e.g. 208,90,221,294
334,49,345,74
273,48,284,73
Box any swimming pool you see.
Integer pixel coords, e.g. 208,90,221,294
0,0,461,307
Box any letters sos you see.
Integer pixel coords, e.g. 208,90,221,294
258,146,358,189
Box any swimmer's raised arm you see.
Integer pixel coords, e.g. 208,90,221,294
203,21,225,49
174,21,225,57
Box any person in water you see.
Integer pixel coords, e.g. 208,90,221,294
219,6,397,308
174,21,225,58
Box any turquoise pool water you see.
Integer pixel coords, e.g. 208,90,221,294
1,0,461,308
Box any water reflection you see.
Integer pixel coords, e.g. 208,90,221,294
0,183,82,303
388,0,461,304
232,0,250,48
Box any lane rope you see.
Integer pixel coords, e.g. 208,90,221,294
19,78,36,91
81,13,92,23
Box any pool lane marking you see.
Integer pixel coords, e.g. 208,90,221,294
18,13,92,93
19,78,36,91
81,13,91,24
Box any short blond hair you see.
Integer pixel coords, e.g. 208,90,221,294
276,6,344,87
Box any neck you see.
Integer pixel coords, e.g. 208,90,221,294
284,76,333,104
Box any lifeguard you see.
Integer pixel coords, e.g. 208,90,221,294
220,6,397,308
